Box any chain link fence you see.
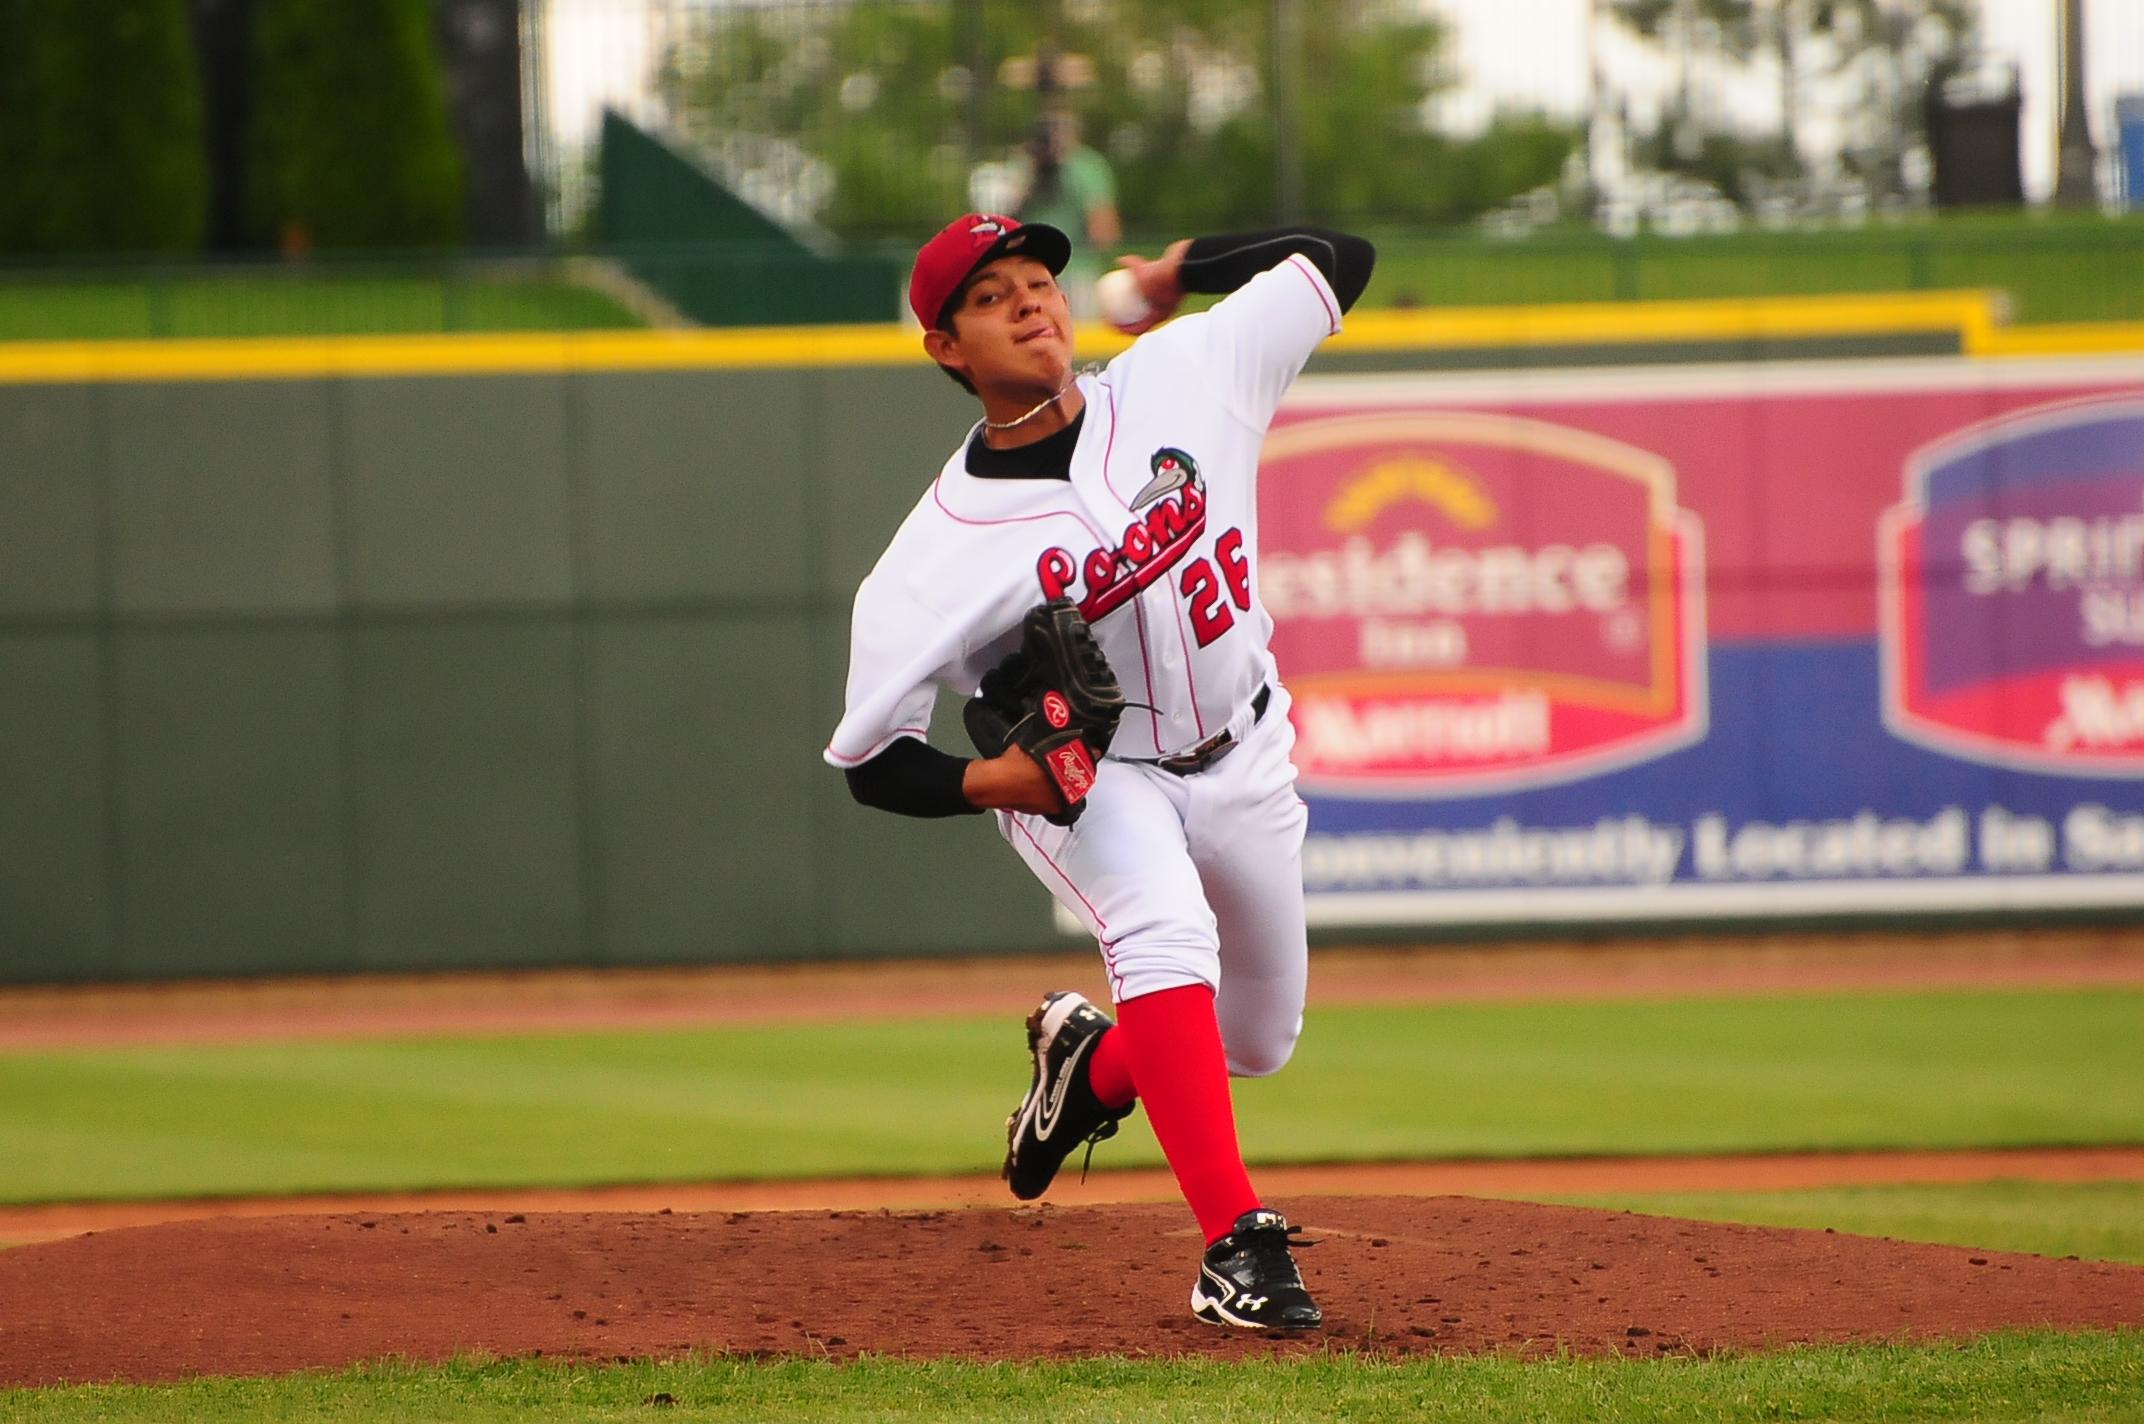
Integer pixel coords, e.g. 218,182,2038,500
531,0,1579,245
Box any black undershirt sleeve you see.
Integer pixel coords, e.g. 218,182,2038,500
1178,227,1377,313
844,735,982,819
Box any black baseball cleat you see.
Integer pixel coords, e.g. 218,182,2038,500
1003,990,1132,1201
1190,1208,1324,1330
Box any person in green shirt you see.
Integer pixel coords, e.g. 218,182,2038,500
1015,106,1121,319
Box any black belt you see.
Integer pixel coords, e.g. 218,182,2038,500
1133,684,1271,777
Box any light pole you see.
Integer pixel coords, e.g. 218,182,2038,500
2053,0,2097,207
1272,0,1304,223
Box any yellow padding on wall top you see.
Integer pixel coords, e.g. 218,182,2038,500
0,288,2131,385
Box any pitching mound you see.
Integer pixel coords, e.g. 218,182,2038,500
5,1195,2141,1387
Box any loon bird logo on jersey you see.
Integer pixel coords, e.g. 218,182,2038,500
1132,448,1200,510
1035,450,1208,621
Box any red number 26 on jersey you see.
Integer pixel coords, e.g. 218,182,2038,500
1179,528,1251,648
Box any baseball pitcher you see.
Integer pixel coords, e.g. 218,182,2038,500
826,212,1375,1329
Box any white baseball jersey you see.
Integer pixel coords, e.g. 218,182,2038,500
828,250,1341,1044
825,252,1343,772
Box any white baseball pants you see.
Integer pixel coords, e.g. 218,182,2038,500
996,684,1310,1078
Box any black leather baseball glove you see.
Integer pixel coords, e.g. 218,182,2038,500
963,598,1126,827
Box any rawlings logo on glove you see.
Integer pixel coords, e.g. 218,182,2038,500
964,598,1126,827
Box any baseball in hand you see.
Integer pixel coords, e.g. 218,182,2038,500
1095,268,1153,329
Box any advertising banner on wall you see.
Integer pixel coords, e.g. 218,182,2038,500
1261,357,2144,925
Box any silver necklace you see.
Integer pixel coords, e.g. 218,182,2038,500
981,367,1092,431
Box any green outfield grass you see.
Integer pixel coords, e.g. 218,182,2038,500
1359,228,2144,324
1548,1181,2144,1268
6,1331,2141,1424
1,988,2138,1204
0,270,642,340
1348,213,2144,324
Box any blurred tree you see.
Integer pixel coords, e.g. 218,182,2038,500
1825,0,1976,196
0,0,206,255
1605,0,1976,206
662,0,1577,241
246,0,463,250
1606,0,1772,166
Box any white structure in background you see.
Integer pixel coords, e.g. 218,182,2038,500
531,0,839,232
1980,0,2139,205
527,0,669,228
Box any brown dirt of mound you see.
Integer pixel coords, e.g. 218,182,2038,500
4,1196,2140,1387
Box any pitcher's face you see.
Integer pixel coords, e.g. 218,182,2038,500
932,256,1075,394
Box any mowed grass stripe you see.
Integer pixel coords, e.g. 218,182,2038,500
1243,989,2144,1163
0,989,2138,1204
1536,1181,2144,1268
0,275,642,341
6,1332,2143,1424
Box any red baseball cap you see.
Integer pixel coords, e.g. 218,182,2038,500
908,214,1072,329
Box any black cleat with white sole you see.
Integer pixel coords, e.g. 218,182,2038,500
1003,990,1132,1201
1191,1208,1323,1330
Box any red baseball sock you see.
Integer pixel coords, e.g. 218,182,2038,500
1111,984,1261,1244
1088,1022,1137,1110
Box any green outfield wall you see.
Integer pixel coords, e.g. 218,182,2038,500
0,358,1056,982
0,294,2134,982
